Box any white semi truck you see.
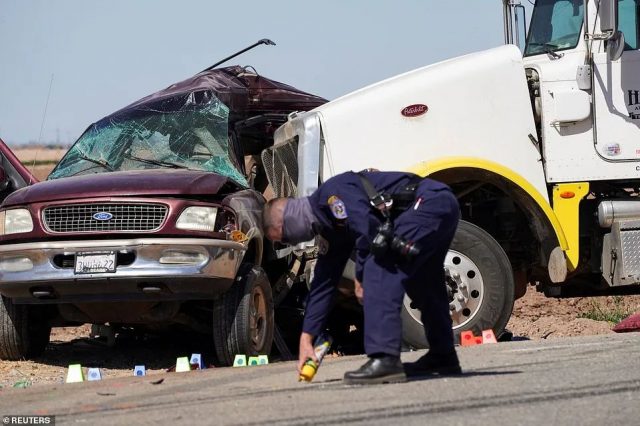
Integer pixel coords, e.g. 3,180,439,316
263,0,640,346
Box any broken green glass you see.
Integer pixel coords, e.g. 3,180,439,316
49,94,248,186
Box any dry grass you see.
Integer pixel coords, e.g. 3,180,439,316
30,165,56,181
12,147,67,163
578,296,636,324
9,147,66,181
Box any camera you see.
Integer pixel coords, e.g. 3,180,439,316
370,220,421,261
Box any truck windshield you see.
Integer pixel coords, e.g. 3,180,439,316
48,94,248,186
525,0,584,56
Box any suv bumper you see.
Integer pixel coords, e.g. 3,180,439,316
0,238,245,304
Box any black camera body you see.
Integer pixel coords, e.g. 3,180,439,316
370,220,421,261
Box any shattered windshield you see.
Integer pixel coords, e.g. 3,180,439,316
48,93,248,186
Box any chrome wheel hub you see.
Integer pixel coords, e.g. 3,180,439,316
403,249,484,330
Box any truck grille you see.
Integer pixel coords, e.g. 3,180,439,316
262,136,299,198
43,203,168,233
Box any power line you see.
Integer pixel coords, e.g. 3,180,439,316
37,74,54,145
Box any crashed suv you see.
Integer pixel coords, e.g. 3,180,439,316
0,66,325,364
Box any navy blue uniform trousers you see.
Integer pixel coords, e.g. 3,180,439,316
362,183,459,355
302,171,460,356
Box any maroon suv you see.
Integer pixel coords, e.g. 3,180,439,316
0,66,325,364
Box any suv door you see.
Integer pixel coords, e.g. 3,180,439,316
0,137,38,204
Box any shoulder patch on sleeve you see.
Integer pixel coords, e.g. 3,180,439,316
328,195,348,219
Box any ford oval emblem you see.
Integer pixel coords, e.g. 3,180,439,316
93,212,113,221
401,104,428,117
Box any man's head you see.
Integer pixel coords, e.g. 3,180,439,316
262,197,317,244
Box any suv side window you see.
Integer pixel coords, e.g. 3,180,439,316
619,0,639,50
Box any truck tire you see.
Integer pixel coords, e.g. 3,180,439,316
401,220,515,348
0,296,51,360
213,264,274,366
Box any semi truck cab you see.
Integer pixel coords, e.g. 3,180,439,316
264,0,640,347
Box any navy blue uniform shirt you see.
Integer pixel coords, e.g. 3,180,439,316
302,171,451,337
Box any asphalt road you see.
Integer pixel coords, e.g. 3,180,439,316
1,333,639,425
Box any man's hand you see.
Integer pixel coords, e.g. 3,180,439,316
298,332,318,373
354,278,364,305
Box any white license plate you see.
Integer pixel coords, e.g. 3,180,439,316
74,252,117,274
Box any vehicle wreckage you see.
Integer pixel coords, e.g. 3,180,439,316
0,50,328,364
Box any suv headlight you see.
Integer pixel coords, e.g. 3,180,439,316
176,206,218,232
0,209,34,235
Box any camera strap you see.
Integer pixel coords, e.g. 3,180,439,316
357,172,421,216
356,172,392,220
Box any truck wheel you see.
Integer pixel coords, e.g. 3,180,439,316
0,296,51,360
213,264,274,366
402,220,515,348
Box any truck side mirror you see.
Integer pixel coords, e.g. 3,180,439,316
600,0,618,35
607,31,626,61
599,0,624,61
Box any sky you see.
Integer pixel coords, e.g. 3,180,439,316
0,0,526,146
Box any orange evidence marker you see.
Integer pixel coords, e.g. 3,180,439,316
460,331,478,346
481,329,498,344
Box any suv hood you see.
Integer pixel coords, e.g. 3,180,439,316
2,169,243,207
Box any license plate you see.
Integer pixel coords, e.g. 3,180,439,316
74,251,117,274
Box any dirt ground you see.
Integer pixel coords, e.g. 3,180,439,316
1,148,640,388
0,325,210,389
507,287,640,339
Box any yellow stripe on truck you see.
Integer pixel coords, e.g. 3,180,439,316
551,183,589,271
407,156,569,253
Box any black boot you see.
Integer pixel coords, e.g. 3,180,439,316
404,351,462,378
344,355,407,385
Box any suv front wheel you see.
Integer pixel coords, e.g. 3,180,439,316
213,264,274,366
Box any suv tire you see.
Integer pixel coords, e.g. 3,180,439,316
213,264,274,366
0,296,51,360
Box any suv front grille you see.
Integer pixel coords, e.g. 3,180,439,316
43,203,168,233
